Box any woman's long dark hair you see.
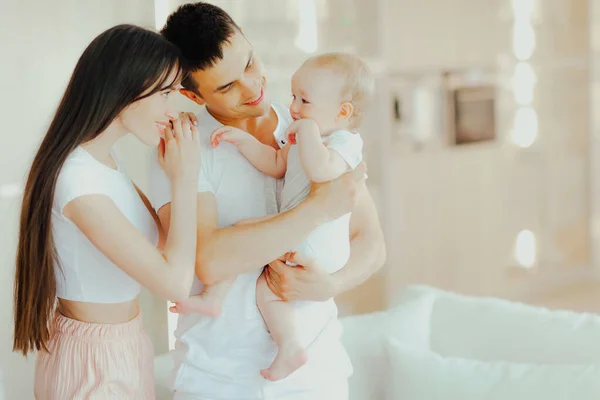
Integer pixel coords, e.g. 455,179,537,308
13,24,185,355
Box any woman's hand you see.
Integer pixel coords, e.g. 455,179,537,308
158,117,201,182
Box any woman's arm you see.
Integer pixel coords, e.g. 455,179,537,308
64,180,196,302
133,182,166,251
64,119,200,302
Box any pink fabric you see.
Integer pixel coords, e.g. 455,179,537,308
34,313,155,399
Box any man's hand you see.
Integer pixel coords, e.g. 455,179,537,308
307,162,367,223
265,251,337,302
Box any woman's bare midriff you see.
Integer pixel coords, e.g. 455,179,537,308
57,297,140,324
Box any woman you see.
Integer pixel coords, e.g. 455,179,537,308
13,24,200,399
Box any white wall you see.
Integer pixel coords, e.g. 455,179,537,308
379,0,593,304
0,1,155,398
381,0,502,71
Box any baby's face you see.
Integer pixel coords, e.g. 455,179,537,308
290,65,347,134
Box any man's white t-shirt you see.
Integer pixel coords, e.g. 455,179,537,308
148,104,352,398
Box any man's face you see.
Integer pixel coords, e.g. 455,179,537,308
187,30,270,120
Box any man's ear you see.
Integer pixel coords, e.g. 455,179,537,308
180,88,205,106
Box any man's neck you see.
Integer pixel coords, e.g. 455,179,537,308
207,106,279,147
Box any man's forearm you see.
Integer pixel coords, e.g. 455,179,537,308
331,185,387,296
197,199,326,284
331,229,386,296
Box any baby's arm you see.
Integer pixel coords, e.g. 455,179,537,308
211,127,289,178
287,119,350,182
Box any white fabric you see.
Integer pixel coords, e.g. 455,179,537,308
281,130,363,274
425,288,600,364
341,285,600,400
280,129,363,212
173,379,348,400
52,146,158,303
324,130,364,170
387,339,600,400
339,291,435,400
148,104,352,398
290,214,351,274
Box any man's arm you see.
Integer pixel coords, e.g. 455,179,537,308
265,182,386,301
156,165,366,285
331,182,386,295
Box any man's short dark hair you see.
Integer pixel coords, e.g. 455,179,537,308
161,2,240,92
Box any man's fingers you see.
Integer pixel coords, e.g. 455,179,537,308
286,251,315,268
268,259,287,274
265,268,282,298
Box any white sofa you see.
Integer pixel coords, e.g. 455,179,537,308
155,285,600,399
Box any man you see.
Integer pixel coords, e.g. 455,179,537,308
149,3,386,399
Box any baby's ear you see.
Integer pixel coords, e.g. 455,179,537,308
338,101,354,121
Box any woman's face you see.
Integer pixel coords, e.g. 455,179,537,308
119,68,181,147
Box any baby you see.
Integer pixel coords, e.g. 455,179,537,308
172,52,374,381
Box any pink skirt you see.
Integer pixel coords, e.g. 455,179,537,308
34,313,155,400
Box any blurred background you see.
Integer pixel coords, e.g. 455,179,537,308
1,0,600,398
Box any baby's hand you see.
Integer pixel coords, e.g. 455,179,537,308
210,126,251,148
287,132,297,145
285,119,318,145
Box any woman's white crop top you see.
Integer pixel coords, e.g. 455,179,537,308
52,146,159,303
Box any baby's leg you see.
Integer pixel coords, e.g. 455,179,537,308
256,271,308,381
169,278,234,317
234,214,276,226
170,216,277,317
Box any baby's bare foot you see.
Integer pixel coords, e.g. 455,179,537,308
260,342,308,381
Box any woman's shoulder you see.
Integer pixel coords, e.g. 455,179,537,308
59,147,121,182
54,147,126,211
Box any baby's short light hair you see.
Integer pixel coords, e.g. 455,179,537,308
303,52,375,129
